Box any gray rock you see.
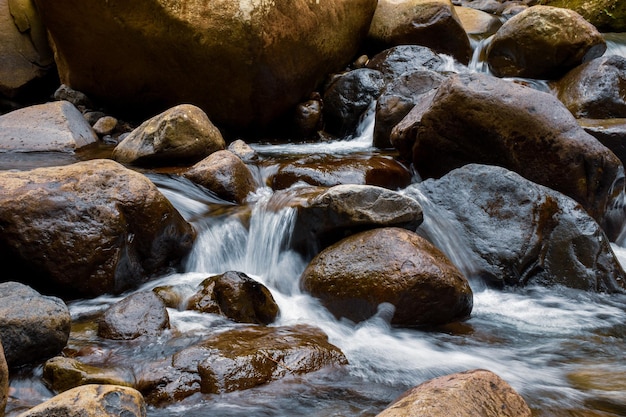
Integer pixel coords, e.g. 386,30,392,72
98,291,170,340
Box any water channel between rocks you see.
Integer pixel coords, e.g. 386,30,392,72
6,33,626,417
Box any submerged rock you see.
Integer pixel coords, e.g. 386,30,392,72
367,0,472,65
17,384,146,417
43,356,135,393
184,150,256,204
98,291,170,340
0,101,97,152
486,5,606,79
408,164,626,292
300,227,473,326
33,0,378,132
376,369,532,417
555,55,626,119
137,325,346,404
396,72,624,238
0,159,195,298
186,271,279,325
112,104,225,167
0,282,70,368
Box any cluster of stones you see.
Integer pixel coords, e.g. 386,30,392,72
0,0,625,416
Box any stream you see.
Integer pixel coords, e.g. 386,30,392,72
5,33,626,417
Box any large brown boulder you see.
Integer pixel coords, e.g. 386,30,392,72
0,159,195,298
486,5,606,79
112,104,225,167
300,227,473,326
16,384,146,417
98,291,170,340
367,0,472,65
183,150,256,204
186,271,279,325
272,184,423,255
32,0,378,132
137,325,347,404
0,282,71,368
269,154,412,191
537,0,626,32
554,55,626,119
406,164,626,292
376,369,532,417
0,101,97,152
395,72,624,238
0,0,54,98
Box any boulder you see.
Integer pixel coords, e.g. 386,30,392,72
43,356,134,393
0,101,97,152
272,184,423,255
396,72,624,237
0,282,71,368
227,139,257,163
270,154,412,191
374,69,446,149
0,159,195,298
454,6,502,36
367,0,472,65
112,104,225,167
0,0,54,98
366,45,454,81
322,68,385,136
0,341,7,417
300,227,473,326
555,55,626,119
16,384,146,417
579,118,626,168
92,116,118,136
32,0,378,132
186,271,279,325
537,0,626,32
183,150,256,204
98,291,170,340
137,325,347,404
376,369,532,417
406,164,626,292
486,5,606,79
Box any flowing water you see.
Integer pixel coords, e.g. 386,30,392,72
6,33,626,417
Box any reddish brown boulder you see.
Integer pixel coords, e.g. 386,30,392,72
301,227,473,326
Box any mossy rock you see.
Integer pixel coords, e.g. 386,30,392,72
538,0,626,32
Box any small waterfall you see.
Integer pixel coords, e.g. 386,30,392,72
605,33,626,58
468,35,493,74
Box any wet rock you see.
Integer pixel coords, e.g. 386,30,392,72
274,184,423,255
555,55,626,119
92,116,118,136
322,68,385,137
152,285,185,310
186,271,279,325
537,0,626,32
407,164,626,292
16,384,146,417
227,139,257,163
112,104,225,167
579,118,626,167
0,341,7,417
43,356,134,393
367,45,452,81
376,369,532,417
300,227,473,326
270,154,412,191
486,5,606,79
374,69,446,149
138,324,346,403
293,97,323,139
0,159,195,298
0,0,54,98
0,101,97,152
454,6,502,36
183,150,256,204
396,72,624,237
367,0,472,65
0,282,70,368
98,291,170,340
33,0,378,132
